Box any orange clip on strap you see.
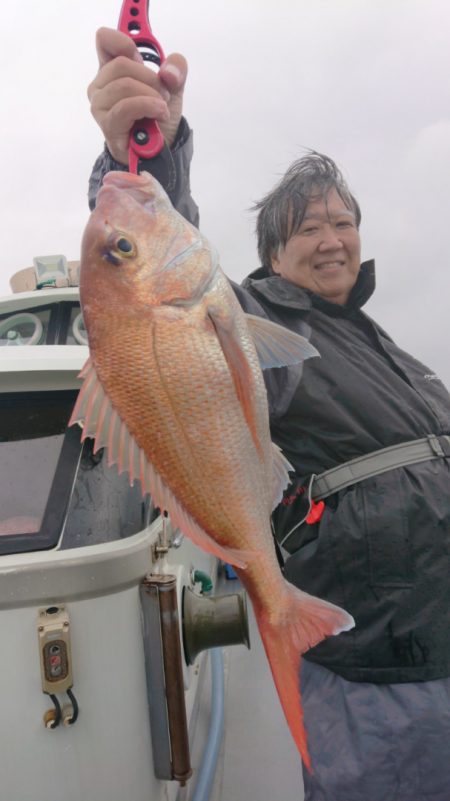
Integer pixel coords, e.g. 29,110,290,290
305,500,325,525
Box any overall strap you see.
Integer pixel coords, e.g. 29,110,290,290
278,435,450,550
312,435,450,501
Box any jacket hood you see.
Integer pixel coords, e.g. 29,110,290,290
241,259,376,313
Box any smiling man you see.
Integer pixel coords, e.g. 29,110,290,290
270,187,361,304
235,153,450,801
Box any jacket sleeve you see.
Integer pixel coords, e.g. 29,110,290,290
88,117,200,227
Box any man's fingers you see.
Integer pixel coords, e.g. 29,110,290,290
108,96,170,135
95,27,143,68
159,53,188,96
89,28,188,156
103,96,172,164
158,53,188,146
88,56,170,101
91,77,169,114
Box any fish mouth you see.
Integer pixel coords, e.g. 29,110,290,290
97,170,165,212
102,170,154,191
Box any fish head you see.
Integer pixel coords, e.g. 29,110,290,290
80,171,216,321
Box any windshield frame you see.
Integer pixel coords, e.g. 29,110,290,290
0,392,82,556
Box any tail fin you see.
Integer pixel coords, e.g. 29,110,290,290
255,583,354,772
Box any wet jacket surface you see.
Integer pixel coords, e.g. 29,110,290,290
89,123,450,684
238,266,450,683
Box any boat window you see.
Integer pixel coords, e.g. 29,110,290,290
0,391,79,554
0,307,52,346
0,390,154,555
66,306,88,346
59,441,151,550
0,302,87,347
47,302,84,345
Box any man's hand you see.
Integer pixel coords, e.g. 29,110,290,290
88,27,188,166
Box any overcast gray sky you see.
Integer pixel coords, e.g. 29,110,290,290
2,0,450,384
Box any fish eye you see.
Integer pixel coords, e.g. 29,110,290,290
116,237,134,254
104,232,137,264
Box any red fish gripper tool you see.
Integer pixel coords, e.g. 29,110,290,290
118,0,166,173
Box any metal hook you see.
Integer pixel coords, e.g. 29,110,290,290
44,694,62,729
63,688,79,725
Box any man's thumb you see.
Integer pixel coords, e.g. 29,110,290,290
159,53,188,95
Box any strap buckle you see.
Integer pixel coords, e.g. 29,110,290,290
427,434,450,458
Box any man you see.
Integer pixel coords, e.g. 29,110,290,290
88,29,450,800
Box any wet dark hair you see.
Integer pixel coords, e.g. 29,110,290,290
253,151,361,271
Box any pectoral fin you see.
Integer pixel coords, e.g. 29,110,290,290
208,310,264,457
245,314,319,369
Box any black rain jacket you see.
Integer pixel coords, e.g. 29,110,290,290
89,122,450,684
237,266,450,683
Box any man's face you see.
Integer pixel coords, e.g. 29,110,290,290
271,188,361,305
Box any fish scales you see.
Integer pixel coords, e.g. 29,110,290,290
71,170,355,771
92,309,272,551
